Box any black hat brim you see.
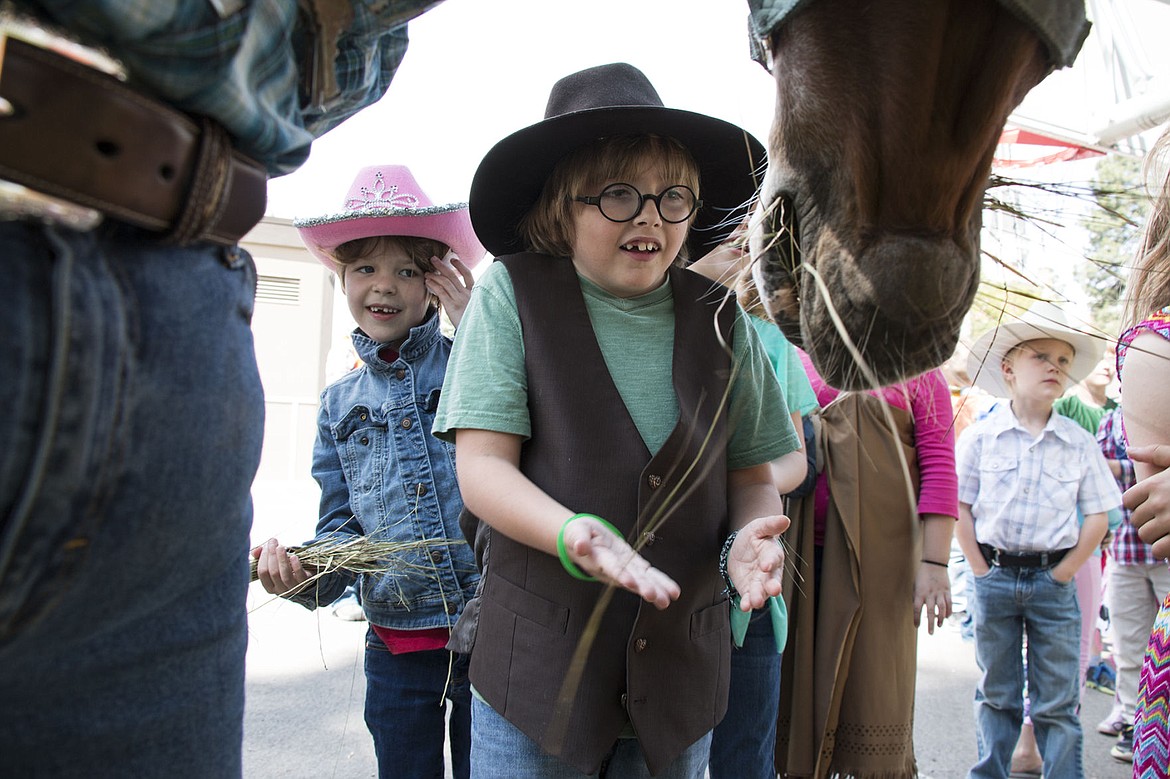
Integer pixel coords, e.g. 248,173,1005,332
470,105,767,257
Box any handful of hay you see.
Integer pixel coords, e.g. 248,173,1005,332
249,535,468,583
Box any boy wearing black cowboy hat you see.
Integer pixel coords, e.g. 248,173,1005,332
434,63,803,777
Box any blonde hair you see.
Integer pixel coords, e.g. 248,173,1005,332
331,235,448,308
519,135,701,261
1122,129,1170,331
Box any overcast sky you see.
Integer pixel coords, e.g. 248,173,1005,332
267,0,774,218
266,0,1170,221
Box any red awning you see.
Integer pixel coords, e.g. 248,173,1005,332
993,127,1105,168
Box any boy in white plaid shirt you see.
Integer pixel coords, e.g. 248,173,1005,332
956,303,1121,779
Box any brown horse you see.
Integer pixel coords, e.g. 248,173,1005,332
748,0,1089,390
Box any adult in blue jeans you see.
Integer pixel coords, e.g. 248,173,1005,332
690,235,818,778
0,3,440,775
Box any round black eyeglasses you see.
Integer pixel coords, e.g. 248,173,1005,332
574,183,701,224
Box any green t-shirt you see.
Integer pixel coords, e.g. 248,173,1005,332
1053,394,1118,436
1052,393,1123,548
434,261,798,470
747,315,818,416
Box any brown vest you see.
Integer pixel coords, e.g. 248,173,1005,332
468,254,734,775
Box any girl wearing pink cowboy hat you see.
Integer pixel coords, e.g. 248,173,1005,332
296,163,486,318
254,164,484,779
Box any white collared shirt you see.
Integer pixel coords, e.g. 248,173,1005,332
956,402,1121,552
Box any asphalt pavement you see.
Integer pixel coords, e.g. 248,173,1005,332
242,593,1133,779
243,485,1133,778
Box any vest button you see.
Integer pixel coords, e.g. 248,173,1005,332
430,549,444,563
395,369,406,380
642,531,656,547
634,638,648,652
446,601,458,615
359,436,369,446
417,483,429,497
401,417,413,429
647,474,662,489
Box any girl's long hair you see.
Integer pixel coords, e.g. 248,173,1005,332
1123,129,1170,330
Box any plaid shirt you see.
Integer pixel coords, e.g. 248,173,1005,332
957,402,1121,552
1100,406,1162,566
21,0,438,174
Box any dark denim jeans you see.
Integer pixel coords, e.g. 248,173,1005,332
708,607,781,779
0,223,263,776
365,629,471,779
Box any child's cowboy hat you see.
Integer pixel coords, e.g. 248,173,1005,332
294,165,486,273
469,62,766,257
965,301,1107,398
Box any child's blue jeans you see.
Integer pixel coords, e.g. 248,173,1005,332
0,222,264,776
709,607,781,778
968,564,1083,779
364,629,471,779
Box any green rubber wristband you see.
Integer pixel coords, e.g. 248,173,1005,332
556,513,622,581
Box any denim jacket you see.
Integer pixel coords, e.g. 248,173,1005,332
290,310,478,629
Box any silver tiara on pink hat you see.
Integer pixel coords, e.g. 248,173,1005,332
294,164,487,272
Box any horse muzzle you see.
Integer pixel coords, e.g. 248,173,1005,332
755,219,979,390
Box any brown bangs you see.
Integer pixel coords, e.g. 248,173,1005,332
331,235,449,301
519,135,701,260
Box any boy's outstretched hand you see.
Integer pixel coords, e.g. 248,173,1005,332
426,251,475,328
728,514,790,611
252,538,313,597
561,515,681,610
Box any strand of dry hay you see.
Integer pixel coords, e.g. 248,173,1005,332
248,535,467,582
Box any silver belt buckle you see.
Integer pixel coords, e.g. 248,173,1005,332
0,3,127,230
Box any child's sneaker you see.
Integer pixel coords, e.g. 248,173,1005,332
1085,659,1117,695
1096,709,1125,736
1111,725,1135,763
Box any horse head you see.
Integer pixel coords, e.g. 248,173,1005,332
749,0,1088,389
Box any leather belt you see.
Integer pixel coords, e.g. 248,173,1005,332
979,543,1070,569
0,36,267,246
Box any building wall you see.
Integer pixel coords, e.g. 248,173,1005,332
240,217,337,540
241,216,458,542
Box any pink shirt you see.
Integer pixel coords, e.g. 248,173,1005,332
371,625,450,654
798,351,959,543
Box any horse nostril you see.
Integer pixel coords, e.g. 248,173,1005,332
749,193,804,333
95,139,120,158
